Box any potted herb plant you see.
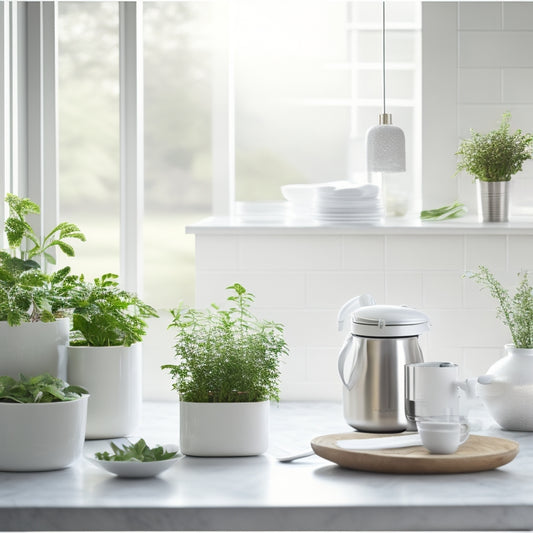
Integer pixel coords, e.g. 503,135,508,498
467,266,533,430
455,112,533,222
162,283,288,456
66,273,158,439
0,194,85,379
0,373,88,471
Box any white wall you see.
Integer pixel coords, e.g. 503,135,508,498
422,1,533,214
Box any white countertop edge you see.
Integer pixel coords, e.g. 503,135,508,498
1,505,532,531
186,216,533,235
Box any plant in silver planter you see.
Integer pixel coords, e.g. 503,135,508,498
455,113,533,222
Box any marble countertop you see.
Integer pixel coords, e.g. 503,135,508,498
2,401,533,531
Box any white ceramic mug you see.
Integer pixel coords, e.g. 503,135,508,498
416,415,470,454
405,362,476,423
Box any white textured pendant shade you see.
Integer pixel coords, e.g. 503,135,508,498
366,113,406,172
366,1,406,174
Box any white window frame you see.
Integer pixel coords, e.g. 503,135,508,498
1,0,144,294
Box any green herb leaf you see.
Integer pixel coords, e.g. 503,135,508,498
94,439,178,462
421,201,467,221
0,373,88,403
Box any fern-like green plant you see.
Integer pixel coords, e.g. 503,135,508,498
0,252,75,324
162,283,288,403
4,193,85,269
455,113,533,182
0,194,85,325
466,266,533,348
68,273,158,347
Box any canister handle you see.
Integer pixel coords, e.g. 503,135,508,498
338,334,356,389
337,294,375,331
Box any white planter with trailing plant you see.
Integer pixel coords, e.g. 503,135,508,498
162,283,288,457
0,318,69,379
468,266,533,430
0,194,85,379
0,374,88,471
456,113,533,222
67,344,142,439
477,344,533,431
66,273,157,439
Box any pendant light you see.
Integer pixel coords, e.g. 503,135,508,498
366,1,406,173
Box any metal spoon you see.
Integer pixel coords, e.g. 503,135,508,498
276,449,315,462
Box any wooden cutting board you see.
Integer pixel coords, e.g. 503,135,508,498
311,432,519,474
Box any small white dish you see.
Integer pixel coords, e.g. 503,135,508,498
87,444,179,478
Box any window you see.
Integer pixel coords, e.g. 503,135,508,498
2,0,421,308
58,2,121,279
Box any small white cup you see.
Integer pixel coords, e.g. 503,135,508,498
416,415,470,455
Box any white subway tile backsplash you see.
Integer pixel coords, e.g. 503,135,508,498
458,68,501,104
280,346,308,382
385,271,423,307
502,68,533,103
193,230,533,401
508,235,533,271
462,347,504,380
273,308,344,349
428,308,509,348
342,235,385,270
423,272,463,309
459,31,533,68
386,235,464,270
465,235,507,271
457,105,533,139
238,235,342,270
307,346,341,385
503,2,533,31
459,2,501,31
196,235,239,270
307,271,385,309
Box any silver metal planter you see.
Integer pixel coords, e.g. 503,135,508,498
477,180,510,222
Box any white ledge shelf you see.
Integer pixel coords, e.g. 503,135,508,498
186,216,533,236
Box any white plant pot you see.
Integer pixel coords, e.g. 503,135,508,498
0,395,88,471
0,318,69,380
477,344,533,431
67,344,142,439
179,400,270,457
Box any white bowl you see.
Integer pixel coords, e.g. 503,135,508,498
87,444,179,478
280,184,316,205
0,395,89,471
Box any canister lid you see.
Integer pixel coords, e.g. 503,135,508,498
351,305,430,337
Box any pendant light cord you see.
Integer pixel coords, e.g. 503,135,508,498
382,0,386,115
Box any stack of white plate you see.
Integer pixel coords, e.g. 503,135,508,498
313,183,384,224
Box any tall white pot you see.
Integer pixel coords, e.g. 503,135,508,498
179,401,270,457
67,344,142,439
477,344,533,431
0,318,69,380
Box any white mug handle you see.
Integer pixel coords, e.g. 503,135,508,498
459,421,470,445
